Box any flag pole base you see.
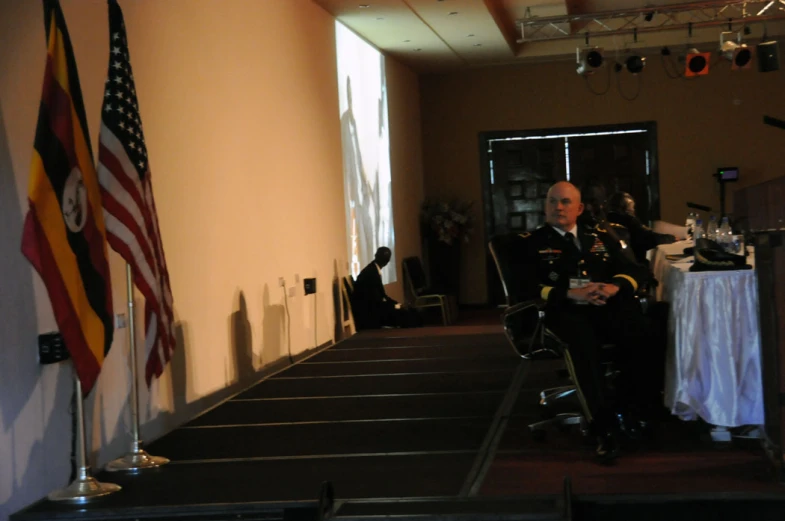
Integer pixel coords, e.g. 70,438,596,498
105,448,169,473
47,475,121,503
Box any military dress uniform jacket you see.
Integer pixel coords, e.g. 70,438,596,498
517,224,648,309
606,211,676,264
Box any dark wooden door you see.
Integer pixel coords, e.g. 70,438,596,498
568,132,655,223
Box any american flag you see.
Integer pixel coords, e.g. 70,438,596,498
98,0,175,385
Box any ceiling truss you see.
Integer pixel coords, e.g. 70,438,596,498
517,0,785,42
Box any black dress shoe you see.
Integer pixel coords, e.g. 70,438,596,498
595,432,619,464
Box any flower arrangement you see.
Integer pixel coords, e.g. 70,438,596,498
421,199,476,246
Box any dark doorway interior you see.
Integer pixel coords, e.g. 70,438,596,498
480,122,659,306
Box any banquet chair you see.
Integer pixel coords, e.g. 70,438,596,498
402,256,451,325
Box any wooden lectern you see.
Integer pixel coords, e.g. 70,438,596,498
735,170,785,480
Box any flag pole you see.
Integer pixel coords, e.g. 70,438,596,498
105,263,169,472
48,369,121,502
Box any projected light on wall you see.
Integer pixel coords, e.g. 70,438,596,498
336,21,396,283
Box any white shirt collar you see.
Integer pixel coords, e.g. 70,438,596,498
551,224,578,238
551,224,580,250
375,262,382,276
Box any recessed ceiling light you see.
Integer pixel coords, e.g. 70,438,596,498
414,48,422,52
449,12,458,15
376,17,384,20
467,34,475,37
403,39,411,42
358,4,369,7
473,43,482,47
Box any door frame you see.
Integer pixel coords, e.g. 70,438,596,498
479,121,660,305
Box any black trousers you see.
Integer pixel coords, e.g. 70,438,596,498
544,293,666,431
380,305,421,328
356,304,422,330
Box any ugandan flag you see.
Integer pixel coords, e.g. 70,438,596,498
21,0,114,396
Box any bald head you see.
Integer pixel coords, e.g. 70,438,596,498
545,181,584,231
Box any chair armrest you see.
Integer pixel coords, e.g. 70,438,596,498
414,294,446,304
501,299,544,333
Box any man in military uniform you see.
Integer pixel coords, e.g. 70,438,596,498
578,182,638,264
606,191,678,266
517,181,662,463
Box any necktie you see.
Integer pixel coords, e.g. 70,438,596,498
564,232,580,253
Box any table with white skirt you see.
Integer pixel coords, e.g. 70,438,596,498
651,241,763,433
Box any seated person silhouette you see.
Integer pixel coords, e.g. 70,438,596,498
578,183,637,264
351,247,421,330
606,192,676,266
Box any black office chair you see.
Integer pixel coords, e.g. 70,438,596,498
488,234,590,437
402,256,451,325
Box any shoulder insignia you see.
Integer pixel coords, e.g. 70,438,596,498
608,222,625,229
595,226,607,233
518,232,531,238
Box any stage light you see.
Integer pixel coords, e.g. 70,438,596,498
685,48,711,77
722,40,754,69
576,47,604,76
720,31,754,70
625,55,646,74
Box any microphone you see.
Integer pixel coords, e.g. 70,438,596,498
686,202,712,212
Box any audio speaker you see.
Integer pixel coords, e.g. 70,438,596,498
758,40,780,73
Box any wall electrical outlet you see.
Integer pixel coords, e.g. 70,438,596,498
288,287,296,298
38,332,70,365
114,313,127,329
294,274,300,284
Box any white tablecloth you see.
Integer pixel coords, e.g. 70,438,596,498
654,241,763,427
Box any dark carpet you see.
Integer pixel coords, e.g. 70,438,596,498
12,314,785,521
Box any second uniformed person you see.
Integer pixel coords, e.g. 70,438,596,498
517,181,662,463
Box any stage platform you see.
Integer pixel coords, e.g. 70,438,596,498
11,315,785,521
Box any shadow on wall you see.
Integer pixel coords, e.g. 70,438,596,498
97,285,293,469
308,277,330,349
1,365,74,521
262,283,285,366
170,319,190,415
92,314,193,467
0,100,74,521
141,318,193,443
229,290,256,385
112,297,273,463
136,319,203,449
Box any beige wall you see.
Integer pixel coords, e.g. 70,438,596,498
420,59,785,304
387,58,424,302
0,0,423,517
